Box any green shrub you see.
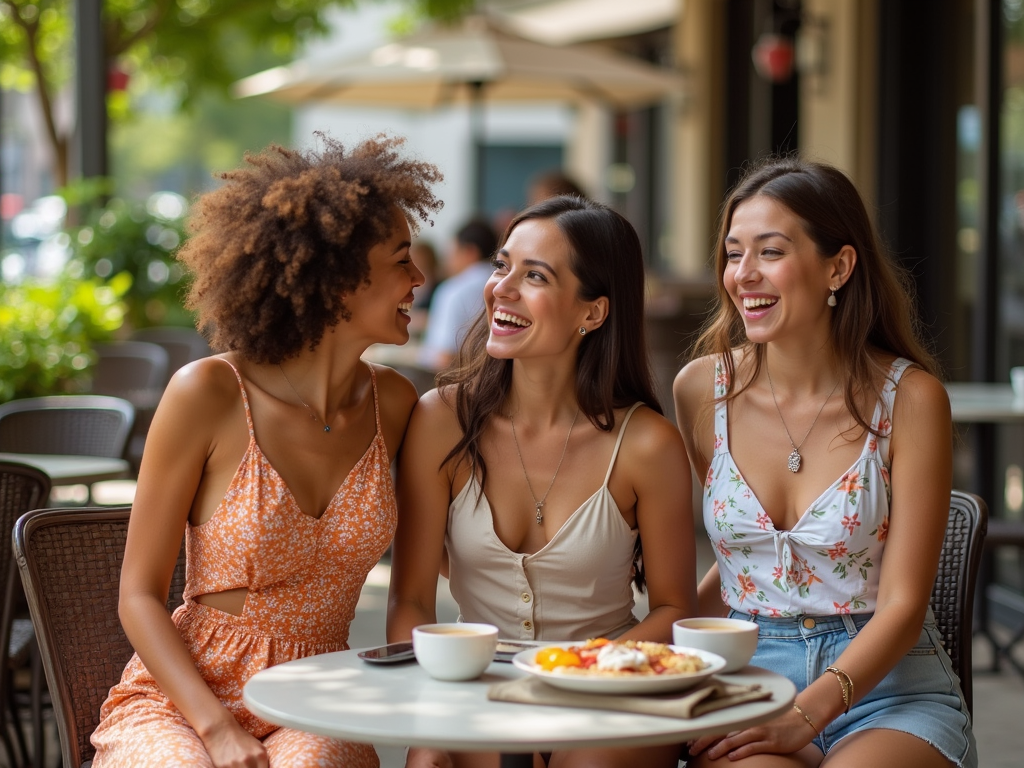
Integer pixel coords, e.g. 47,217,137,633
0,268,130,403
68,192,193,329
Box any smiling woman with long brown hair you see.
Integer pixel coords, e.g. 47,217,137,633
674,157,976,768
388,195,697,768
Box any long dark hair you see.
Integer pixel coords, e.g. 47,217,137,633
693,156,939,435
438,195,661,589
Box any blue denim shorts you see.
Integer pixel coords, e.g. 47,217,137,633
729,609,978,768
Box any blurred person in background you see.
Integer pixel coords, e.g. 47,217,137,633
527,170,588,206
409,239,440,338
419,217,498,369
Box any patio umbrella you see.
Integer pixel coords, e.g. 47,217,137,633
233,15,682,207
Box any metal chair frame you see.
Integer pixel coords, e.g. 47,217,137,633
13,506,185,768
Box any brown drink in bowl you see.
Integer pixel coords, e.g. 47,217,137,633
672,617,758,672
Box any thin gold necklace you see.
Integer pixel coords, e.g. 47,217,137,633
509,408,580,524
765,366,839,473
278,363,331,433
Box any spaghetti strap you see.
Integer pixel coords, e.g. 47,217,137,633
217,358,254,438
603,403,643,487
713,357,730,456
366,363,382,437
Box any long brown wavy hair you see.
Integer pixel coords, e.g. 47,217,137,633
437,195,661,589
692,156,939,435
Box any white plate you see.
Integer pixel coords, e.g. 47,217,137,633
511,644,726,694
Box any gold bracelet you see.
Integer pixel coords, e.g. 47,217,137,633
792,702,819,736
825,666,854,715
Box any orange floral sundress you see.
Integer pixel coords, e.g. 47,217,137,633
91,361,395,767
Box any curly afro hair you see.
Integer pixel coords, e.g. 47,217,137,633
178,133,443,364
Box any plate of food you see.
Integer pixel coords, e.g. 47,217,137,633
511,638,726,694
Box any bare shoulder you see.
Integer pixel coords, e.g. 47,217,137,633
618,405,688,464
409,386,460,433
673,354,717,403
161,354,241,421
893,366,951,421
368,363,419,421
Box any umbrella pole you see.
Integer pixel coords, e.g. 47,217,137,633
469,81,485,215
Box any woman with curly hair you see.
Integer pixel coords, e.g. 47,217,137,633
90,134,442,768
388,195,696,768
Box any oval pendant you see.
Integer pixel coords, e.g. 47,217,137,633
788,450,801,473
323,425,331,433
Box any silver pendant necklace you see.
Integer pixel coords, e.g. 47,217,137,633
509,407,580,524
278,363,331,433
766,366,839,472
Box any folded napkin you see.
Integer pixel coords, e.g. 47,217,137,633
487,676,772,720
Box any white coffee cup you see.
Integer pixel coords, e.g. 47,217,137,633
412,623,499,681
672,617,759,673
1011,367,1024,401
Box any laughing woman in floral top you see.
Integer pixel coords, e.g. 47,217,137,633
674,157,977,768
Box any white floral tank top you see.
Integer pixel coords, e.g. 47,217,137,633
705,357,912,617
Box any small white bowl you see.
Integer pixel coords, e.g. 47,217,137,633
412,623,498,681
673,617,759,673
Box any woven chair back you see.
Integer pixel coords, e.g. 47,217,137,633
0,462,50,765
131,327,212,383
0,396,135,459
13,506,186,768
929,490,988,716
92,341,169,396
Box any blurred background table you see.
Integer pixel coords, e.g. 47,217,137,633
0,453,130,486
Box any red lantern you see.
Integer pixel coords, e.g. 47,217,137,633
752,33,795,84
108,67,130,92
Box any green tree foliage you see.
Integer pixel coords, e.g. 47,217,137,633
0,267,129,402
67,191,191,329
0,0,476,185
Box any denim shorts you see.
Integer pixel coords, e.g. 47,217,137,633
729,609,978,768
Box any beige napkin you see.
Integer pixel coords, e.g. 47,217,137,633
487,676,772,719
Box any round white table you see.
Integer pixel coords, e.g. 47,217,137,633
945,382,1024,423
243,649,795,768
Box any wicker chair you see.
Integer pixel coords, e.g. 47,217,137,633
0,462,50,767
130,326,212,384
91,341,169,400
0,396,135,459
929,491,988,716
13,506,186,768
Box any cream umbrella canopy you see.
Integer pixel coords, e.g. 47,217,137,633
233,15,682,207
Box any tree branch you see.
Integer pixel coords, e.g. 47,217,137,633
2,0,67,184
106,0,177,59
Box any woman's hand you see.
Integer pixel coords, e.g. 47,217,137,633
405,746,453,768
200,718,269,768
687,706,818,762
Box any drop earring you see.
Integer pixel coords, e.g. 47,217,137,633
827,287,838,307
578,326,587,335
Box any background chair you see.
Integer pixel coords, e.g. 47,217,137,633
13,506,186,768
929,490,988,716
91,341,168,403
0,462,50,767
93,340,173,475
130,326,212,385
0,396,135,459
